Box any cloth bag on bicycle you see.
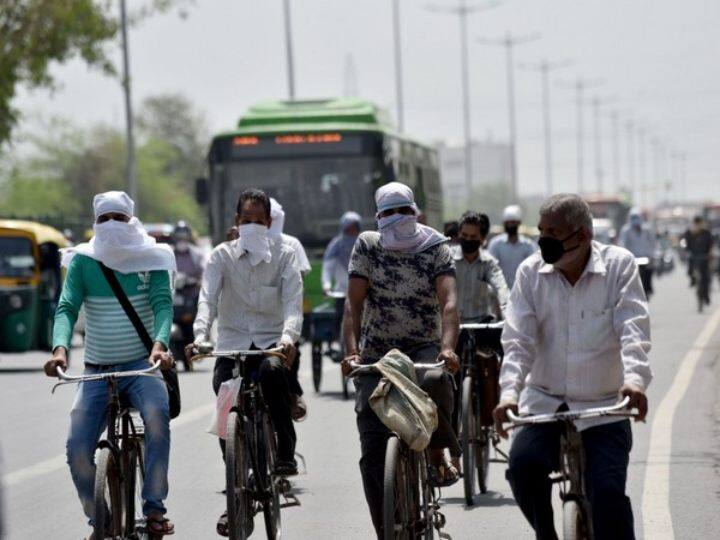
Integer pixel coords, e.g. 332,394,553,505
368,349,438,452
207,377,243,439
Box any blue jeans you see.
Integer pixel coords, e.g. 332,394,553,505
66,358,170,522
507,419,634,540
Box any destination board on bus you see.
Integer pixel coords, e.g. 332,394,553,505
228,132,366,158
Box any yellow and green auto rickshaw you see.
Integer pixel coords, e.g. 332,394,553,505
0,220,69,353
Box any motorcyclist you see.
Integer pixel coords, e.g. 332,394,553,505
171,222,204,367
619,208,656,298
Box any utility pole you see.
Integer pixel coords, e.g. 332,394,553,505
558,78,602,194
520,59,571,196
651,137,661,208
592,97,603,193
392,0,405,131
119,0,137,206
478,31,539,199
426,0,500,196
610,110,621,192
626,120,636,203
343,54,358,97
637,126,647,207
282,0,296,99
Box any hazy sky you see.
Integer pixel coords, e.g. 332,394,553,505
13,0,720,202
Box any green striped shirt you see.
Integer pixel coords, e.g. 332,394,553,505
52,254,173,365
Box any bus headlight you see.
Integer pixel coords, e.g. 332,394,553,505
9,294,23,309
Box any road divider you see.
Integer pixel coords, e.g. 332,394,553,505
3,402,214,487
642,305,720,540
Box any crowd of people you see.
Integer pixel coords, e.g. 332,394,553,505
44,183,654,540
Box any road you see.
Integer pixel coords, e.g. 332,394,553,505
2,268,720,539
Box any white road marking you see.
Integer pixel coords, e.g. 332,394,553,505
3,402,214,487
642,306,720,539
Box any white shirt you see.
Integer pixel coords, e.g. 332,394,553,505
274,233,311,277
193,239,304,350
500,241,652,429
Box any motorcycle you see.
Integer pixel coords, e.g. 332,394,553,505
170,272,200,372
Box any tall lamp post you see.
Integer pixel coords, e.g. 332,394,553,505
392,0,405,131
282,0,296,99
119,0,137,205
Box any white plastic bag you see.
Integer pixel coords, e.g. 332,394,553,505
207,377,242,439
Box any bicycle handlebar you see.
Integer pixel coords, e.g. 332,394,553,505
52,362,161,393
347,360,445,378
190,346,286,363
459,321,505,331
506,396,635,426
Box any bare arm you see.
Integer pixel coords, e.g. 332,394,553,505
343,276,368,356
435,273,459,353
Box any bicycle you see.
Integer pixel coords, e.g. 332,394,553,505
53,361,162,540
506,397,637,540
348,360,448,540
191,345,294,540
457,322,508,505
310,291,349,398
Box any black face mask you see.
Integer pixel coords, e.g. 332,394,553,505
459,238,481,254
538,229,581,265
504,224,519,236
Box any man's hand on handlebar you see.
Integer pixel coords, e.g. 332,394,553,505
44,347,68,377
150,342,174,371
341,352,362,377
279,341,297,370
619,382,648,422
493,400,519,439
437,348,460,375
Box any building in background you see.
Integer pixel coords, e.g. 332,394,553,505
436,138,513,221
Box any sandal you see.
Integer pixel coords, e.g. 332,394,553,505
216,511,229,537
292,395,308,422
146,512,175,536
430,460,460,488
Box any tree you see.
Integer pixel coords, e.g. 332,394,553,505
0,0,193,146
137,93,208,184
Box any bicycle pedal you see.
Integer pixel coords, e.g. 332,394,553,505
280,493,301,508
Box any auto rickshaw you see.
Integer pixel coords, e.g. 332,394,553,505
0,220,69,352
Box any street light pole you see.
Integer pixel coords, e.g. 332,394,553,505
282,0,296,100
478,31,539,199
426,1,500,197
637,126,647,207
520,59,571,196
392,0,405,131
610,110,620,193
119,0,137,206
626,120,636,202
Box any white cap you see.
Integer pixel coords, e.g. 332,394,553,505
268,197,285,239
93,191,134,220
502,205,522,222
629,206,642,217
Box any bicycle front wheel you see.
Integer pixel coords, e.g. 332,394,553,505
461,376,477,506
124,439,145,538
311,342,323,392
383,436,414,540
261,413,282,539
226,410,251,540
562,499,592,540
94,447,123,539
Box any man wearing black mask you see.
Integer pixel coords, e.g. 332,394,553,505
489,205,538,289
493,194,651,540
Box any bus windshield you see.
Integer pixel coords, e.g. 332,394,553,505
224,156,383,246
0,237,35,278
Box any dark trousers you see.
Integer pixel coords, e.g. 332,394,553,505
288,341,303,396
507,419,634,540
213,349,297,463
355,345,459,538
638,265,653,296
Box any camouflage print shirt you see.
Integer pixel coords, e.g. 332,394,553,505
348,231,456,363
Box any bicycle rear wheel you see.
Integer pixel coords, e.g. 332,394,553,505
461,376,477,506
562,499,592,540
477,429,491,495
261,413,282,539
94,447,123,539
383,435,416,539
311,341,322,392
226,410,251,540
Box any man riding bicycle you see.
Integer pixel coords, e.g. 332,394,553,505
682,215,714,307
44,191,177,538
187,188,303,536
493,194,652,540
341,182,460,538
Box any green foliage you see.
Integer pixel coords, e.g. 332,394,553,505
0,0,194,146
0,93,207,232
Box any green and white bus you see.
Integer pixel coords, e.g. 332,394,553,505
198,97,443,309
